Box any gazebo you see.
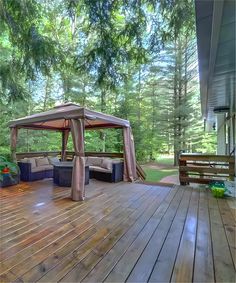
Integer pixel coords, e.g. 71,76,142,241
9,103,137,201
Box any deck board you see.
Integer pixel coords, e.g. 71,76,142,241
74,186,175,283
193,191,214,282
148,186,192,282
0,179,235,283
208,192,236,282
217,198,236,269
170,188,199,282
125,187,181,283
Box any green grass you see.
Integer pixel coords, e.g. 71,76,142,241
144,168,178,182
155,155,174,165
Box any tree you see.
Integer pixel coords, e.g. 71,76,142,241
0,0,216,162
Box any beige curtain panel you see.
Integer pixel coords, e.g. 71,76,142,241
123,127,137,182
61,129,70,161
10,127,18,162
70,119,85,201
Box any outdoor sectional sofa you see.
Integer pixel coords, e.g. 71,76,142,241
18,156,57,181
18,156,124,183
87,156,124,183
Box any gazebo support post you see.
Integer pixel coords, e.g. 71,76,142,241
10,127,18,162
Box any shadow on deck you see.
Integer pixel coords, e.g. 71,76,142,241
0,179,235,282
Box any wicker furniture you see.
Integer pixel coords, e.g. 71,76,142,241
0,174,19,188
86,157,124,183
89,162,124,182
53,162,89,187
18,155,124,184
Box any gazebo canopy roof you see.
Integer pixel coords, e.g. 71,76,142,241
9,103,130,131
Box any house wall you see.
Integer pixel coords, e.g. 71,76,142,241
217,114,235,152
229,115,235,154
216,113,236,179
231,115,236,178
216,113,226,155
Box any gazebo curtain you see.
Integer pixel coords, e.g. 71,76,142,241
61,129,70,161
10,127,18,162
123,127,137,182
70,119,85,201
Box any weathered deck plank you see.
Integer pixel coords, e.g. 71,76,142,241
193,190,214,283
125,187,181,283
62,186,175,282
217,198,236,269
170,188,199,282
148,186,192,282
20,189,156,282
0,179,235,283
208,191,236,282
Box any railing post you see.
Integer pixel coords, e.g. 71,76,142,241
179,155,189,185
229,161,235,181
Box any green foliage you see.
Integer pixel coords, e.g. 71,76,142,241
0,157,19,181
0,0,217,162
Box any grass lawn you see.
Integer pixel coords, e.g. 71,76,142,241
141,155,177,182
155,155,174,165
143,168,178,182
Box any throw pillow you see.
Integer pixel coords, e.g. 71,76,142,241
27,158,37,168
36,157,50,167
87,157,103,166
101,158,112,170
48,156,60,165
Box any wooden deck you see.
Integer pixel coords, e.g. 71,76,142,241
0,179,235,282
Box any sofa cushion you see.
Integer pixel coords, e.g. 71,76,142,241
19,158,28,163
112,159,123,164
21,158,37,168
101,158,112,170
42,164,53,170
89,165,112,173
36,157,50,167
31,166,44,173
87,157,103,166
48,156,60,165
31,164,53,173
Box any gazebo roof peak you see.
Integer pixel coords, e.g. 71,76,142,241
54,102,80,109
9,102,130,130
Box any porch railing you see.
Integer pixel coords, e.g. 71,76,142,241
179,153,235,185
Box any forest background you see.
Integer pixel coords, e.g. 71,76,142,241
0,0,216,166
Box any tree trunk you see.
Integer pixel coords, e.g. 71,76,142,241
150,82,156,160
62,74,69,102
173,40,180,166
138,67,142,126
100,89,106,152
182,36,188,151
43,77,50,111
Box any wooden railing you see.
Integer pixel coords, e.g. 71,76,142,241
16,151,60,159
179,154,235,185
16,151,123,160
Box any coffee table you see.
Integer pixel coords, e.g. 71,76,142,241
53,162,89,187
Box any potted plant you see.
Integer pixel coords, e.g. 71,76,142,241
0,156,20,187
